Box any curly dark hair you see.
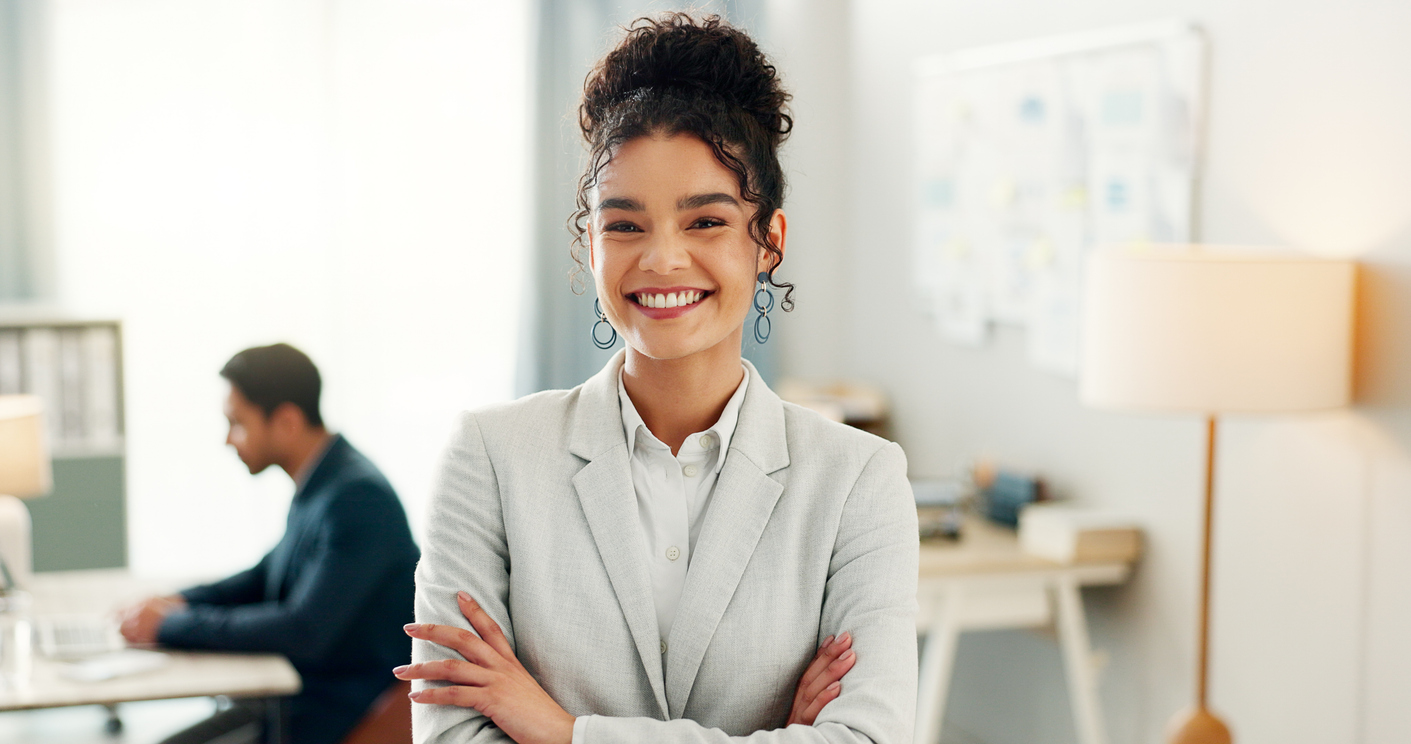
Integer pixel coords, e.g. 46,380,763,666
570,12,795,311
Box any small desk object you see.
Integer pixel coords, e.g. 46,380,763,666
915,518,1133,744
0,569,301,739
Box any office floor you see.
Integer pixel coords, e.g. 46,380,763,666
0,697,215,744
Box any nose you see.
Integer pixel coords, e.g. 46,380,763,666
638,228,692,275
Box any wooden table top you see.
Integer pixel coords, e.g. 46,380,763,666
0,569,300,711
918,517,1131,584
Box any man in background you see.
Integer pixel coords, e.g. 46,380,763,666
120,343,419,744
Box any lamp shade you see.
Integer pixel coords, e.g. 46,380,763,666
1080,245,1355,413
0,395,52,497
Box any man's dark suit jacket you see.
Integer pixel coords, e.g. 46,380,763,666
160,435,420,744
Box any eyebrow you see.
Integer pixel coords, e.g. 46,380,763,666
597,197,643,213
595,192,740,213
678,192,739,210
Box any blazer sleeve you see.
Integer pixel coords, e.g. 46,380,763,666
179,550,272,606
158,480,409,666
576,442,920,744
412,413,516,744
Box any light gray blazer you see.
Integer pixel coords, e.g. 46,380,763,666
413,352,918,743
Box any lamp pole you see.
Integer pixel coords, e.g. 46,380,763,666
1166,415,1232,744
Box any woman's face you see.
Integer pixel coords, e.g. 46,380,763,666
589,133,785,362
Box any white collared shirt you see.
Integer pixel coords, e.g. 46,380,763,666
617,366,748,645
574,367,749,741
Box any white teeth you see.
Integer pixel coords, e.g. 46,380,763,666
636,291,704,308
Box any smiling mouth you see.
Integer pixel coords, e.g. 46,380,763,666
630,290,709,309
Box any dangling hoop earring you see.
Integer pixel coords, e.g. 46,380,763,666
753,272,775,345
592,298,617,350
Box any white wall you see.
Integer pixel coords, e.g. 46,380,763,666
768,0,1411,742
764,0,852,377
47,0,532,579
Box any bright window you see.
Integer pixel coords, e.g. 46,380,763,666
48,0,531,577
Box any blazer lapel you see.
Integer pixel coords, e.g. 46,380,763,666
664,361,790,718
264,437,345,600
568,352,670,718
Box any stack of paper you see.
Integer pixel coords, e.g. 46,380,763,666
1018,504,1142,563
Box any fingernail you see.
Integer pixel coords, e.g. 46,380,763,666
392,665,409,675
839,631,852,644
827,681,841,691
823,634,835,647
407,690,422,701
457,591,472,603
403,623,418,633
841,650,855,662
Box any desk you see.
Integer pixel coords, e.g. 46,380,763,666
0,570,300,736
915,518,1133,744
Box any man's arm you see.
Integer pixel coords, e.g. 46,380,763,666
157,480,411,666
179,551,273,606
118,551,274,644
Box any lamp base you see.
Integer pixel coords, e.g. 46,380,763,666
0,494,33,589
1166,706,1232,744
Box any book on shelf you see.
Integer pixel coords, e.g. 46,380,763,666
1,320,122,453
1018,503,1142,564
0,330,20,394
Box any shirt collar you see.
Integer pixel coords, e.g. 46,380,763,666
618,366,749,474
293,433,337,496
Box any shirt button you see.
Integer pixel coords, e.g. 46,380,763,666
660,640,668,654
666,546,681,561
700,433,716,449
683,464,699,477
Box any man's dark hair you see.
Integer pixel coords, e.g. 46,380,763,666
220,343,323,427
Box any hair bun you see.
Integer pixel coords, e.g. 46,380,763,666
582,13,792,142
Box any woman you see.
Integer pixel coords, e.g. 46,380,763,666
396,13,918,744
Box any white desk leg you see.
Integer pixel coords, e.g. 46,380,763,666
915,583,964,744
1054,575,1107,744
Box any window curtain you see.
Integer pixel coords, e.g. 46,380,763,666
0,0,51,302
518,0,776,395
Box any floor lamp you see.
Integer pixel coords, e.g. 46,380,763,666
1078,245,1356,744
0,395,52,591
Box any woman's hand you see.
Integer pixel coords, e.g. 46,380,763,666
395,591,575,744
787,631,856,726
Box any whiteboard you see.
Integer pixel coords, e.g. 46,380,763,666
912,20,1207,375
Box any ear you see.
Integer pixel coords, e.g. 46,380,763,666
587,228,597,274
270,402,308,434
758,208,787,274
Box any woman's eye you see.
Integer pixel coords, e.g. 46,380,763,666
692,217,726,229
604,222,641,233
